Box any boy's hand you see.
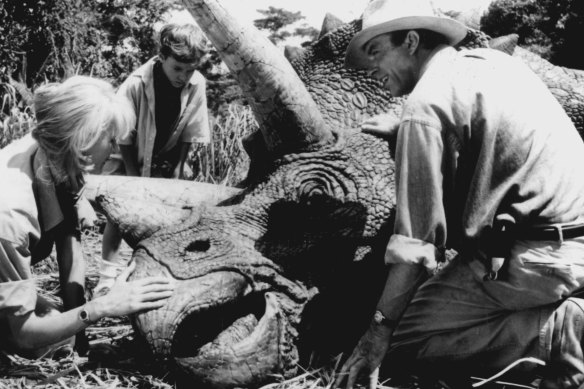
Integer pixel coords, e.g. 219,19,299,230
173,164,193,180
173,164,183,179
75,196,97,230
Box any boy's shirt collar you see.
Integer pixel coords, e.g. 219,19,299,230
133,56,200,88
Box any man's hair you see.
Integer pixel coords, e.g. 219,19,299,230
158,23,207,63
32,76,135,188
388,29,449,50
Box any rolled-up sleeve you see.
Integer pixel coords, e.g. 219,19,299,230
180,77,210,144
116,80,139,146
386,119,447,270
0,239,37,317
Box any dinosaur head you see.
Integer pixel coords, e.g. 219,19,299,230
126,128,396,387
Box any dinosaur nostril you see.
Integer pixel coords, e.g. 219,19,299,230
186,239,211,253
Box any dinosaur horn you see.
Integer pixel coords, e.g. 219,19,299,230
84,175,240,208
488,34,519,56
318,13,344,39
84,175,241,246
182,0,334,154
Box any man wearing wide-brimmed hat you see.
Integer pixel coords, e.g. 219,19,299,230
337,0,584,388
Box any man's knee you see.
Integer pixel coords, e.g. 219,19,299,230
540,297,584,389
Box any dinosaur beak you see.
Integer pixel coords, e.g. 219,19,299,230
181,0,334,155
130,246,301,388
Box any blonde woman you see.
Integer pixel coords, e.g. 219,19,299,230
0,76,174,358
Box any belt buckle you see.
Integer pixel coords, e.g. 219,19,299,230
551,224,564,244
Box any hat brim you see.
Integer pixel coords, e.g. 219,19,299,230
345,16,468,69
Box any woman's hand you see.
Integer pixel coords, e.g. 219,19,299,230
88,261,175,320
334,322,393,389
360,113,401,139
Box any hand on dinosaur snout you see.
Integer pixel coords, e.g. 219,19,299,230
360,113,401,139
335,323,393,389
90,261,175,319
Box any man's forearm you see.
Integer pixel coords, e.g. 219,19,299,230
376,263,427,323
119,144,140,176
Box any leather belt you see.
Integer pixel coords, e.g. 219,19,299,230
517,223,584,242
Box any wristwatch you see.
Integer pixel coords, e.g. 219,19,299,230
78,306,94,324
373,310,396,327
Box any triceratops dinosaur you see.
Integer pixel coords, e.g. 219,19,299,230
86,0,584,387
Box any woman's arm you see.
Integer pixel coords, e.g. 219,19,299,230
6,261,174,351
55,230,85,311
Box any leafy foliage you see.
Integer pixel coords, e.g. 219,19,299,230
0,0,184,147
294,25,320,47
480,0,584,69
0,0,182,88
254,7,304,44
253,7,319,46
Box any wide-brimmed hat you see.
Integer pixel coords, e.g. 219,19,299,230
345,0,468,69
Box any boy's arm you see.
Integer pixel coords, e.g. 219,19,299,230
173,141,192,179
119,145,140,176
116,77,141,177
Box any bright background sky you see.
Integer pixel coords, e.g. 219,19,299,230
168,0,495,45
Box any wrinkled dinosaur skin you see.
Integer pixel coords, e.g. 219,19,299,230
104,13,584,389
130,128,395,388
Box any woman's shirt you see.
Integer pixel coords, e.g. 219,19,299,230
0,135,76,316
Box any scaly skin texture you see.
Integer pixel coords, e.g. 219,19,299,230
289,23,584,134
95,9,584,388
288,20,400,130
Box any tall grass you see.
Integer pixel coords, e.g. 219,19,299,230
190,103,257,186
0,83,35,149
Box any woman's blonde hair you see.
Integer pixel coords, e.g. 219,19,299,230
32,76,135,189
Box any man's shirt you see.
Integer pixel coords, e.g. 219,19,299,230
387,46,584,270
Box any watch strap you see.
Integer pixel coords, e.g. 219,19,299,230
78,306,94,324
